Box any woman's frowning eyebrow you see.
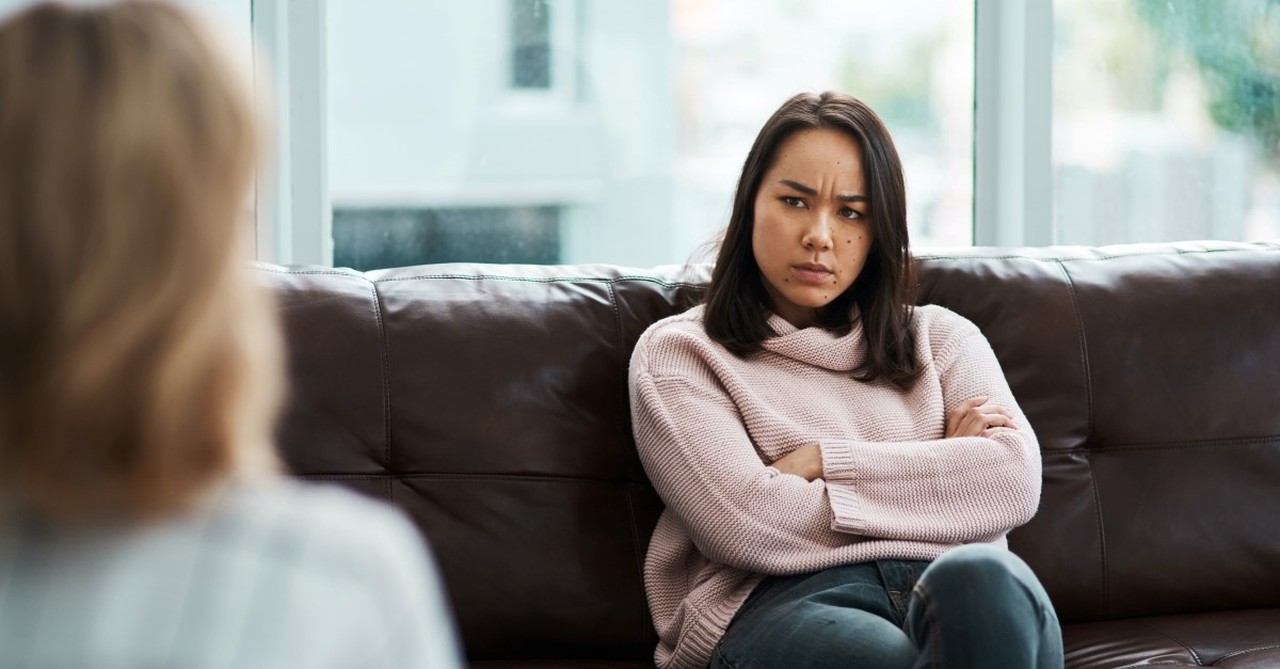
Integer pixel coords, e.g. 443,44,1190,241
778,179,868,203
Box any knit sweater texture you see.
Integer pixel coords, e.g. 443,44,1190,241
628,304,1042,669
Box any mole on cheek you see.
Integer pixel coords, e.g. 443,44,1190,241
784,278,790,283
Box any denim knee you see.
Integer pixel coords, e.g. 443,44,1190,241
914,545,1049,621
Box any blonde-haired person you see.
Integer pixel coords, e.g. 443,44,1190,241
0,2,461,667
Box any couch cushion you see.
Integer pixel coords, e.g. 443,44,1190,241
259,262,704,663
916,242,1280,622
1064,608,1280,668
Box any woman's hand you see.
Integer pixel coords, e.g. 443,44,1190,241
771,443,824,481
946,396,1019,438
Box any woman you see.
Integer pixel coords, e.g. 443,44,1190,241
0,2,459,667
629,91,1063,669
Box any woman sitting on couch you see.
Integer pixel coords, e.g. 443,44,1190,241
629,91,1064,669
0,2,458,667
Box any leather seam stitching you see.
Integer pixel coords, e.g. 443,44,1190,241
1056,259,1093,444
1215,643,1280,662
914,245,1280,263
1041,435,1280,453
1058,259,1106,616
373,273,706,289
369,282,394,501
1114,663,1199,669
294,472,636,483
1134,620,1203,666
621,484,651,643
1084,450,1109,618
606,281,653,642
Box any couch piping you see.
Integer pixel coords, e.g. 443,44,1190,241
605,281,629,444
1056,258,1107,617
914,243,1280,263
1056,260,1094,447
282,437,1280,481
1136,619,1203,666
622,484,653,641
369,281,394,502
604,281,651,612
372,273,705,289
295,472,638,484
1084,451,1109,617
1214,643,1280,663
1064,434,1280,453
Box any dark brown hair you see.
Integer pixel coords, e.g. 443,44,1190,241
703,91,920,389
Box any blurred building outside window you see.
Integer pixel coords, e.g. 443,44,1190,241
325,0,975,270
1053,0,1280,244
2,0,1274,268
511,0,553,89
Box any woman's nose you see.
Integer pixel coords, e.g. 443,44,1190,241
802,214,833,251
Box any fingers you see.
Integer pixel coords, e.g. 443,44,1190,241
980,413,1017,429
947,398,1021,438
987,406,1017,420
947,396,988,434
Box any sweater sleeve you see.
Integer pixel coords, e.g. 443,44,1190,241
630,345,850,575
818,321,1042,544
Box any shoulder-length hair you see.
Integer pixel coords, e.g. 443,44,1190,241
703,91,920,389
0,1,282,524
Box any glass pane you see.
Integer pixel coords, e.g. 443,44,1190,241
511,0,552,89
327,0,975,270
1053,0,1280,244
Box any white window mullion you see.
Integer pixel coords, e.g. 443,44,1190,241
252,0,330,266
974,0,1053,247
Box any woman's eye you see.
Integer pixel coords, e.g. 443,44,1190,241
782,196,806,209
839,207,862,220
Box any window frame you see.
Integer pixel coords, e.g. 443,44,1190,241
252,0,1056,265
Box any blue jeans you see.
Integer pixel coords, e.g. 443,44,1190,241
710,545,1063,669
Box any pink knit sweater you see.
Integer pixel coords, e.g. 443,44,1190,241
628,304,1042,669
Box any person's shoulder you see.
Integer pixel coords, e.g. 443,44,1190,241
637,304,708,344
913,304,982,337
209,480,459,667
911,304,985,358
631,304,721,374
214,479,426,574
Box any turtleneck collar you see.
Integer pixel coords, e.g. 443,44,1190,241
758,309,865,371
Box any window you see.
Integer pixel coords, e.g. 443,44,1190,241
260,0,1278,268
323,0,975,269
1053,0,1280,243
333,206,561,270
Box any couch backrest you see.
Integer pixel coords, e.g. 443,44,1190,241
259,240,1280,661
913,242,1280,623
259,263,700,662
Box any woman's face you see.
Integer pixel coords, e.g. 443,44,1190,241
751,127,875,328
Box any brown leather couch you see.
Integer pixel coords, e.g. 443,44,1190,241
259,240,1280,668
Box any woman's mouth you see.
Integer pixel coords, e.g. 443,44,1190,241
791,263,833,284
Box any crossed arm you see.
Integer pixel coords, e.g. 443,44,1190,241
773,395,1020,480
629,325,1041,573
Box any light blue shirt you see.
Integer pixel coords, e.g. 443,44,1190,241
0,479,462,669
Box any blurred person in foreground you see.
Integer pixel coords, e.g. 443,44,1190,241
0,2,461,667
